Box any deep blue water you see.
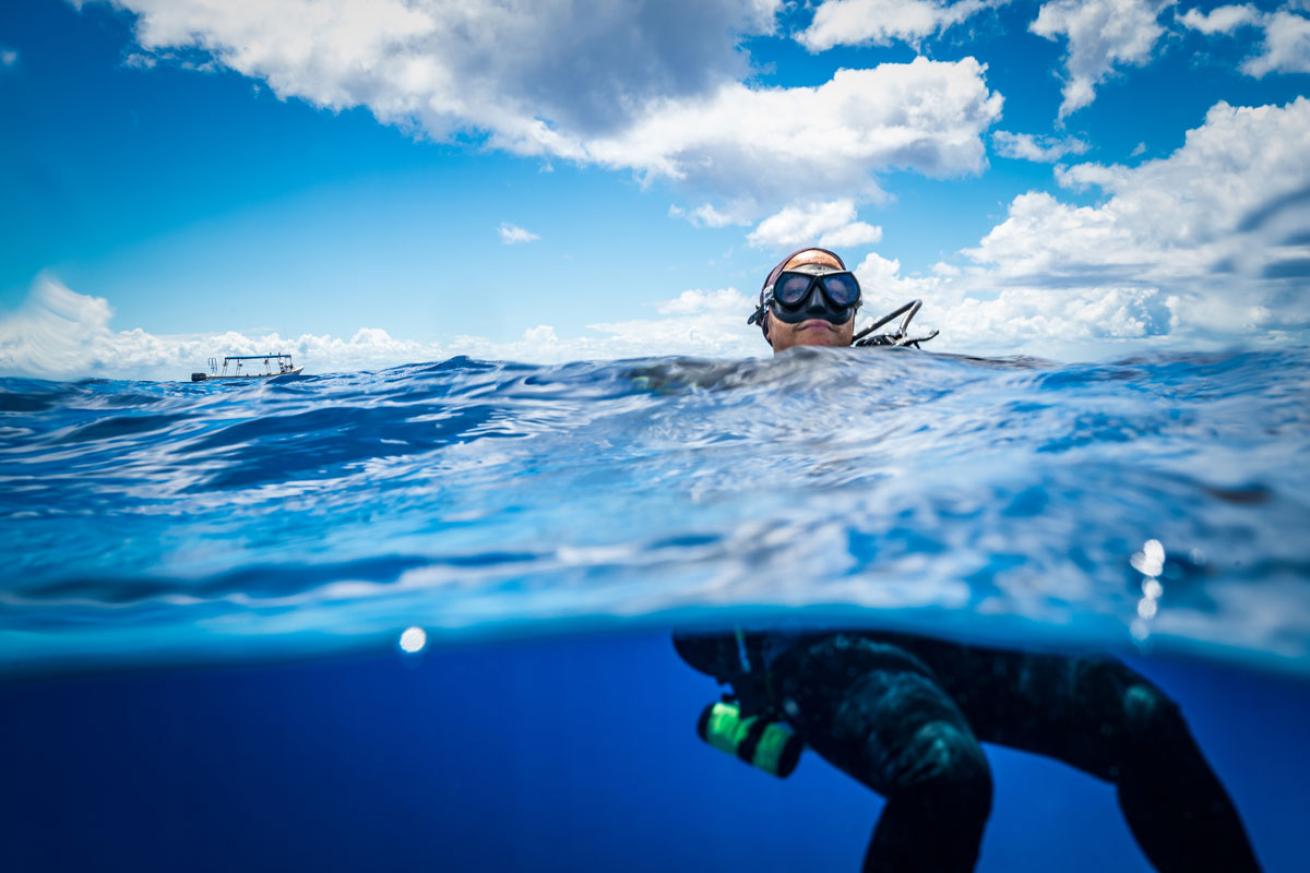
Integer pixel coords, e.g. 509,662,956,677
2,347,1309,871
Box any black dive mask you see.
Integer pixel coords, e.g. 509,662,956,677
749,266,862,326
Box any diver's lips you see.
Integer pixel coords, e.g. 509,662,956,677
795,319,835,332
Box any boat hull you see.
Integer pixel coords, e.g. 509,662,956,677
191,367,303,381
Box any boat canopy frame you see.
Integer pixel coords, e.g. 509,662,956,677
207,354,298,377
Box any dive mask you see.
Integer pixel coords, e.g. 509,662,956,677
748,264,862,326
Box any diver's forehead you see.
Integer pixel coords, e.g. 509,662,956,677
782,250,844,272
785,262,843,276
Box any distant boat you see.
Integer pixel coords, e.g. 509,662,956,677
191,354,303,382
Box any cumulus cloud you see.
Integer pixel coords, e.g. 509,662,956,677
656,288,755,315
95,0,781,136
1244,11,1310,76
849,252,1163,357
668,203,748,228
582,288,762,358
975,100,1310,282
789,97,1310,359
542,57,1003,206
498,222,540,244
0,277,766,380
1178,4,1261,34
0,276,444,380
864,97,1310,356
122,51,157,69
1031,0,1172,119
87,2,1001,216
937,286,1176,348
854,252,946,317
1182,5,1310,78
747,199,883,249
795,0,1005,50
992,130,1090,162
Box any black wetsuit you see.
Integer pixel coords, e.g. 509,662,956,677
673,630,1261,872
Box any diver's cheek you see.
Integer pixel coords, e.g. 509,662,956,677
773,323,801,352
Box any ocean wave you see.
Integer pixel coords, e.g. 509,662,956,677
2,347,1307,673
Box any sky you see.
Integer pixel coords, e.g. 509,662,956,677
0,0,1308,378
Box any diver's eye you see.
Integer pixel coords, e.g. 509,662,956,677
821,273,860,306
774,274,815,306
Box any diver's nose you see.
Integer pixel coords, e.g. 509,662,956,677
802,284,827,313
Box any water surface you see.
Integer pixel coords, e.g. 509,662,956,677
1,348,1307,673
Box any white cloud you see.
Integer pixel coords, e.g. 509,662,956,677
855,251,943,304
656,288,755,315
498,222,540,245
937,286,1177,348
569,58,1002,206
807,97,1310,358
851,252,1161,356
577,287,763,358
747,199,883,248
1179,4,1260,34
122,51,157,69
993,130,1090,162
1030,0,1172,119
796,0,1004,51
1181,5,1310,78
914,98,1310,355
1015,99,1310,277
0,276,444,380
820,222,886,248
668,203,748,228
0,277,766,380
89,2,1001,215
97,0,781,135
1243,11,1310,76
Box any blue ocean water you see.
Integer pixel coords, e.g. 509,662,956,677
2,348,1308,672
2,347,1309,871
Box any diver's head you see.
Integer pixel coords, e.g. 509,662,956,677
748,248,860,353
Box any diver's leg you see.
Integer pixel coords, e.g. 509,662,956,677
1111,677,1260,871
770,633,992,873
887,637,1261,872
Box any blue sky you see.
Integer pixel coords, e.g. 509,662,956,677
1,0,1307,376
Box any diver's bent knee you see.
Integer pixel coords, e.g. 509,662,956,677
1082,659,1189,745
878,721,992,812
1122,682,1188,744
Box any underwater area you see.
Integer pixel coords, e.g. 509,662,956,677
2,347,1309,871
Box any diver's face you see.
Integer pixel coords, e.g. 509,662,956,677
766,256,857,353
768,310,855,352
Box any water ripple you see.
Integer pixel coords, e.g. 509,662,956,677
1,347,1307,673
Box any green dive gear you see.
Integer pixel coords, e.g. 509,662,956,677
697,699,802,778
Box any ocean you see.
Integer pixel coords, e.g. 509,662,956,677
2,347,1308,871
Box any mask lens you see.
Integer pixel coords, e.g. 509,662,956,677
774,273,814,307
821,273,860,306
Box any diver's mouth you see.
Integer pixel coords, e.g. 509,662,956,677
796,319,835,332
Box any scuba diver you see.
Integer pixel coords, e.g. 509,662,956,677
675,247,1261,872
